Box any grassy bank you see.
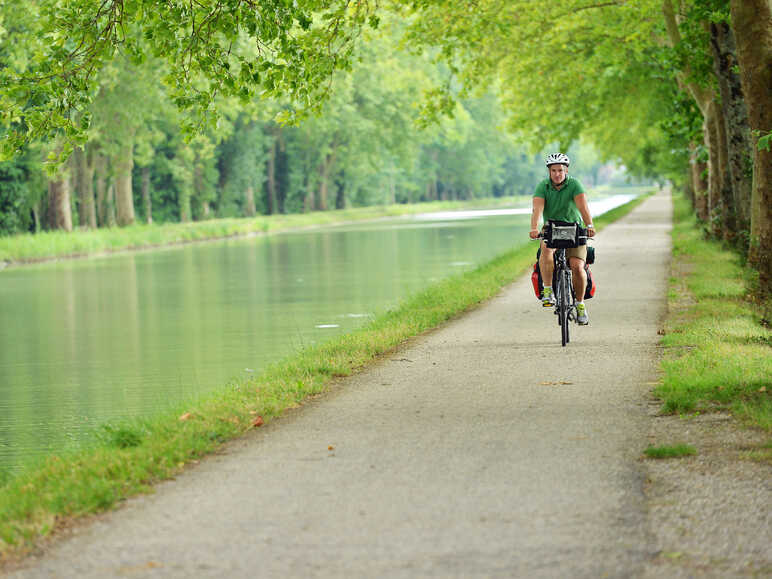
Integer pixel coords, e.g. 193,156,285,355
0,196,529,265
0,193,650,561
656,194,771,448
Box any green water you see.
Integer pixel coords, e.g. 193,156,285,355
0,196,634,472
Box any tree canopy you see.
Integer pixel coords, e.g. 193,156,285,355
0,0,378,160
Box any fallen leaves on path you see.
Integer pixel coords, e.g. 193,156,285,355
252,416,264,428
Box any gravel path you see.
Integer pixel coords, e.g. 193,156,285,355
6,191,770,578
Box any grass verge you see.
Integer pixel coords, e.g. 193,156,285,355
0,192,651,561
644,444,697,459
655,193,771,437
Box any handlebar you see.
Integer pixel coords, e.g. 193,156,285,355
530,232,594,241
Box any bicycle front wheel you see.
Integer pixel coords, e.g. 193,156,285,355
560,271,571,346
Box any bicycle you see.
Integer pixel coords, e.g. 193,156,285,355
536,220,590,347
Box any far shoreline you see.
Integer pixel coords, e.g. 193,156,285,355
0,186,651,270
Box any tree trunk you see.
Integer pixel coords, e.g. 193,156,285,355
141,166,152,224
730,0,772,308
244,185,256,217
106,182,117,227
48,171,72,232
69,153,80,227
266,136,277,215
317,161,329,211
86,148,97,228
179,186,192,223
335,168,345,210
95,152,108,227
689,142,709,221
194,162,210,220
275,132,287,214
703,101,723,232
428,150,440,201
713,104,734,241
682,166,694,207
710,19,754,245
31,201,41,233
318,151,336,212
304,172,315,213
74,145,97,229
114,139,135,226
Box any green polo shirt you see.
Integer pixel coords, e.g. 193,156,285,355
533,176,586,224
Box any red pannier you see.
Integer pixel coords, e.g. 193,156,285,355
531,251,596,300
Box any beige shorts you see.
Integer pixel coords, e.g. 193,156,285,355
567,245,587,262
541,237,587,262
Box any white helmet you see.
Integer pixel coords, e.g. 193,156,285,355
545,153,570,167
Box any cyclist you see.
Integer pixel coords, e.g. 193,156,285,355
529,153,595,325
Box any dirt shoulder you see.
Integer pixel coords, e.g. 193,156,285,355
643,408,771,578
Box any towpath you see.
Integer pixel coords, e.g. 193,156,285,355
11,192,673,578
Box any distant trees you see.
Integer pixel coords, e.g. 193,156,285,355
0,16,568,235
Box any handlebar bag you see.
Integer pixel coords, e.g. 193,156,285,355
544,220,586,249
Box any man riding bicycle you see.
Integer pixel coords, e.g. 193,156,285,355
529,153,595,325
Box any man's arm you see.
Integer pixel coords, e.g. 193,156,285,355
530,197,545,239
574,193,595,236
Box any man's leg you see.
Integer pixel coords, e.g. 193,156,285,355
569,255,589,325
539,243,555,306
569,256,587,299
540,242,555,283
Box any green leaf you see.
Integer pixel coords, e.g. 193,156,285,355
754,129,772,152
